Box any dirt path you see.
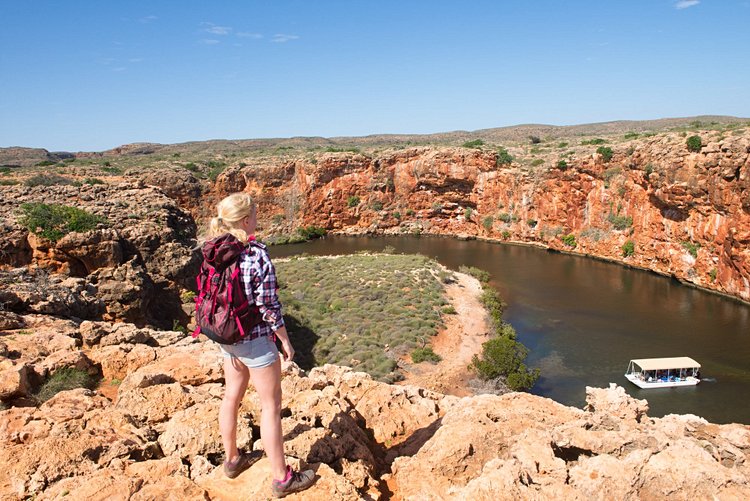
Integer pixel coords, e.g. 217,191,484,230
398,270,489,397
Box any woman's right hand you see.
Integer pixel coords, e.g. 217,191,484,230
279,338,295,362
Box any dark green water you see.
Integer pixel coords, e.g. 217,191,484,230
270,235,750,424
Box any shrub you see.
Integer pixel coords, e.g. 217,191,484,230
207,162,226,181
498,212,511,223
561,234,577,248
83,177,104,185
459,265,490,283
582,138,606,145
0,179,19,186
682,241,700,258
469,336,539,391
530,159,544,167
686,135,702,152
272,214,285,225
33,367,99,403
529,135,541,144
623,132,640,140
406,209,415,217
596,146,614,162
496,147,513,166
556,159,568,170
622,240,635,257
35,160,57,167
527,219,538,228
608,213,633,230
324,146,360,153
296,226,327,240
709,268,717,282
479,287,505,330
482,216,494,231
644,163,654,176
462,139,485,149
464,208,473,220
392,211,401,220
557,142,569,148
441,305,457,314
24,174,74,187
18,203,107,242
500,230,510,240
347,195,360,207
101,166,122,175
411,346,442,363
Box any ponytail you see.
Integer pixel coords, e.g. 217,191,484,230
205,193,256,242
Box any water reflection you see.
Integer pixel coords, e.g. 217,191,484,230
271,235,750,424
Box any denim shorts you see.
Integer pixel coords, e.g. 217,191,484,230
219,335,279,369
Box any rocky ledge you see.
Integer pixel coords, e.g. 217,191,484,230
1,317,749,500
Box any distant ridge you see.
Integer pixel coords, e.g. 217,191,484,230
1,115,748,166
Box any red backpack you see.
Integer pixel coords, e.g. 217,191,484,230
192,234,263,344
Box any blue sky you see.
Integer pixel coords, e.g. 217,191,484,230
1,0,749,151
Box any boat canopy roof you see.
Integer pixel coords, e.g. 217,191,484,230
630,357,700,370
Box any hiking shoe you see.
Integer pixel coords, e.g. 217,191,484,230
271,466,316,498
223,450,261,479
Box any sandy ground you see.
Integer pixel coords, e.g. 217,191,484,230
398,271,489,397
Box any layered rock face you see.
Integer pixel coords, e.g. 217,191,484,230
1,316,749,500
0,182,200,328
217,132,750,302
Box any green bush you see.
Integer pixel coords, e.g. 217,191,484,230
411,346,442,363
459,265,490,283
462,139,485,149
0,179,19,186
561,234,577,248
406,209,415,217
18,203,107,242
686,135,702,152
709,268,717,282
498,212,511,223
441,305,457,314
325,146,360,153
347,195,360,207
496,147,513,166
596,146,614,162
557,142,569,148
581,138,606,145
501,230,511,240
24,174,74,187
527,219,538,228
529,135,541,144
530,159,544,167
482,216,494,231
623,132,640,140
608,213,633,230
556,159,568,170
371,200,384,211
479,287,505,331
83,177,104,185
682,241,700,258
464,208,473,219
33,367,99,403
622,240,635,257
469,336,539,391
35,160,57,167
392,211,401,220
296,226,327,240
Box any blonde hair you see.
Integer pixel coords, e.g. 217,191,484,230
207,192,256,242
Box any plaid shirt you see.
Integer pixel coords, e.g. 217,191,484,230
238,242,285,341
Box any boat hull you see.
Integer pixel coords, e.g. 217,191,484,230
625,374,700,389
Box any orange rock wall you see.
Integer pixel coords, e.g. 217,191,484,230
216,135,750,302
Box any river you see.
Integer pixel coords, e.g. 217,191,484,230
270,235,750,424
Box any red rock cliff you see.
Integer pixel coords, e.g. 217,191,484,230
215,132,750,302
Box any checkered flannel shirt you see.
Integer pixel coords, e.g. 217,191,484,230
238,242,285,341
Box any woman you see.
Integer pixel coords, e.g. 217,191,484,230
205,192,315,498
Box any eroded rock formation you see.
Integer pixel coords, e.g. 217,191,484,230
1,316,749,500
215,132,750,302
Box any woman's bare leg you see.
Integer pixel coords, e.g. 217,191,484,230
249,357,286,480
220,356,250,463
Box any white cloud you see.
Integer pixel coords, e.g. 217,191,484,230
139,15,158,23
200,39,220,45
128,58,144,63
113,67,126,72
237,32,263,39
675,0,700,9
206,25,232,35
271,34,299,43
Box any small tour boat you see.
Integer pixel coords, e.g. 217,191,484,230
624,357,701,389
